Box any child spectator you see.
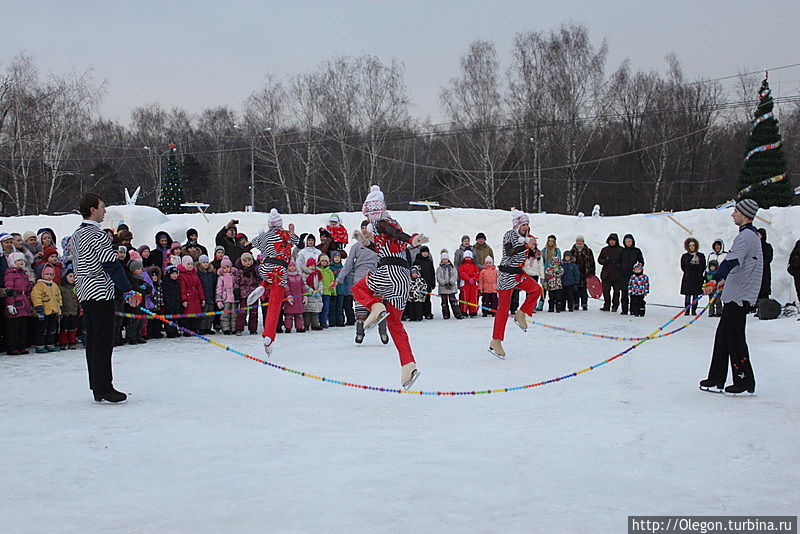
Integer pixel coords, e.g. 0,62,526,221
408,265,428,322
31,263,62,353
561,251,581,312
196,254,217,335
304,257,324,331
35,246,63,283
215,256,238,335
296,235,322,274
4,252,32,355
705,260,722,317
126,260,150,344
211,246,226,271
708,239,727,265
318,254,334,328
436,249,463,320
458,250,480,317
478,256,498,317
544,256,564,313
58,269,80,350
162,265,182,338
168,242,183,266
138,245,155,269
627,262,650,317
283,261,306,333
412,246,436,320
326,213,349,247
234,252,260,335
523,248,545,312
328,250,346,327
178,256,205,336
146,266,164,339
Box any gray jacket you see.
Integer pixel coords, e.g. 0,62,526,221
719,224,763,306
436,262,459,295
337,242,378,284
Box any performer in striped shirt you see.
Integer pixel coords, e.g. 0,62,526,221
247,209,299,356
352,185,429,389
72,193,139,403
489,210,542,359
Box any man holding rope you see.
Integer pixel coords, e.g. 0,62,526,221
72,193,141,403
700,198,763,395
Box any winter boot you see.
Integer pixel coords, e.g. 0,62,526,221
401,362,420,390
535,300,544,312
363,302,388,330
46,345,60,352
35,346,48,354
355,321,365,344
514,310,528,332
725,384,755,395
93,388,127,404
379,321,389,345
699,379,724,393
488,339,505,359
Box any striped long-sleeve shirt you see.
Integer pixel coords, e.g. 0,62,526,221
251,229,300,287
498,229,530,291
71,220,130,301
366,218,416,309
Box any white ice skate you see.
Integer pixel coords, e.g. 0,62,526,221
363,302,388,330
488,339,506,359
263,336,273,357
514,310,528,332
247,285,265,306
401,362,420,390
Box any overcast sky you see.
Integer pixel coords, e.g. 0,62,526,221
2,0,799,125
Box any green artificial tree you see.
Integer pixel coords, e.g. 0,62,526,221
158,144,186,214
736,75,792,207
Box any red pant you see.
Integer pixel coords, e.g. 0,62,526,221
459,284,479,315
492,274,542,341
352,276,415,366
261,282,284,342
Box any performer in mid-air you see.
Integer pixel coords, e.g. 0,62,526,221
351,185,429,389
489,210,542,358
248,208,299,356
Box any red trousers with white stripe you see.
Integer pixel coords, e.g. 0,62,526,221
261,282,284,343
492,274,542,341
352,276,415,366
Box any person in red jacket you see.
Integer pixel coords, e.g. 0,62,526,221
177,255,205,336
326,213,349,247
458,250,481,317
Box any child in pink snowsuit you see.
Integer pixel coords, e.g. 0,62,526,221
283,261,306,333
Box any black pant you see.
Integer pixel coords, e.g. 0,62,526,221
343,295,355,324
408,301,424,321
422,293,433,318
620,288,630,314
629,295,646,316
82,299,116,394
35,314,59,346
793,275,800,303
576,286,588,308
510,288,520,313
683,294,699,315
481,292,498,316
706,302,755,388
440,294,462,319
548,288,564,311
602,278,621,310
5,317,27,353
126,317,144,342
564,285,577,311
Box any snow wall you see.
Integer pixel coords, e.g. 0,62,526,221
3,205,799,306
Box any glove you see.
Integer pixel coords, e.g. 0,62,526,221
411,234,430,247
459,280,464,288
35,305,45,320
217,300,224,310
6,305,17,315
4,288,16,297
182,301,188,308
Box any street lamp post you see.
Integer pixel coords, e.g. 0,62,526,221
530,137,543,213
143,145,174,203
235,125,271,211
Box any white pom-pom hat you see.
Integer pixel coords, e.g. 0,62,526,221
362,185,387,223
267,208,283,229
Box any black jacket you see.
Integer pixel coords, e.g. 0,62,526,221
597,233,622,282
150,231,173,271
788,239,800,278
413,247,436,290
617,234,644,286
758,228,773,298
680,252,706,295
162,276,183,314
197,269,217,304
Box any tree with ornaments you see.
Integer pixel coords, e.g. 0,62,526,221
158,144,186,214
736,74,792,207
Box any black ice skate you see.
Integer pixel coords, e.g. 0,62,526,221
698,379,724,394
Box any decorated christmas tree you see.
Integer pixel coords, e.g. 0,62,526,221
736,74,792,207
158,144,186,214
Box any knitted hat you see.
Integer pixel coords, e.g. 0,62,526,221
236,233,247,240
220,256,232,268
708,259,719,268
575,235,585,242
329,213,341,223
240,252,254,262
267,208,283,229
128,250,142,262
129,260,143,272
411,265,421,275
23,231,36,241
170,242,182,251
318,228,331,239
214,245,225,254
484,256,494,265
137,245,151,254
117,221,128,231
0,232,13,242
511,209,529,230
476,232,486,240
735,198,759,220
551,256,561,264
633,261,643,271
186,241,199,250
440,249,450,261
181,255,194,267
8,251,25,264
331,250,341,259
306,257,317,267
198,254,209,263
42,264,55,276
43,246,58,260
362,185,386,223
461,235,470,243
463,250,473,259
166,264,178,275
318,254,330,263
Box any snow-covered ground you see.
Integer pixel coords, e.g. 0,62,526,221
1,304,798,532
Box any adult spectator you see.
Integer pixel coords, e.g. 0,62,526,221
296,234,322,274
413,245,436,319
569,235,595,311
788,239,800,303
71,193,137,403
473,233,494,270
453,235,476,269
317,228,347,259
680,237,706,316
597,233,622,311
150,231,173,272
757,228,773,301
184,228,208,256
617,234,644,315
215,219,251,264
700,199,762,395
709,239,727,265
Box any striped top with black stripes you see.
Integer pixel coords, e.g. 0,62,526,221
498,229,530,291
71,220,118,301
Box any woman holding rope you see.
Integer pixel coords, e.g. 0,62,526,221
247,209,299,356
351,185,429,389
489,210,542,359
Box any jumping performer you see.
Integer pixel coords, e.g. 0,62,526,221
247,208,299,356
351,185,429,389
489,210,542,358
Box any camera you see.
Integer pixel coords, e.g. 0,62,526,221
232,219,239,225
